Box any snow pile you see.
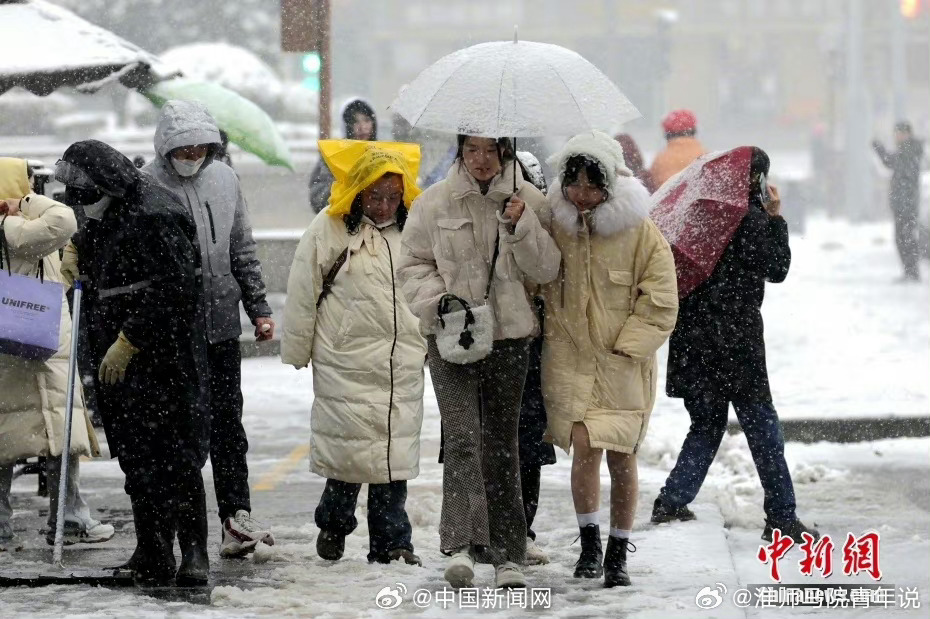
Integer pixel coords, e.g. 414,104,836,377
159,42,283,111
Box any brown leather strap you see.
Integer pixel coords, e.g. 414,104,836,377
316,247,349,308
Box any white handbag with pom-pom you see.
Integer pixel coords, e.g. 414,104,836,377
436,294,494,364
434,232,500,364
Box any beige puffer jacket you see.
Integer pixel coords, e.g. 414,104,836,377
397,162,561,339
282,212,426,484
541,170,678,455
0,190,99,464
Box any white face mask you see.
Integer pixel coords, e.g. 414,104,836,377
172,156,206,177
84,195,112,221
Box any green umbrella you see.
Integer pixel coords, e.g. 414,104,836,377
143,78,294,170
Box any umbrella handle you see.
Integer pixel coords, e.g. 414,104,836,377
53,280,82,567
501,136,517,234
513,136,517,195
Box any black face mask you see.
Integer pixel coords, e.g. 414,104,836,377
65,186,104,206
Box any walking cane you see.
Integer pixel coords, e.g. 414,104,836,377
53,280,82,566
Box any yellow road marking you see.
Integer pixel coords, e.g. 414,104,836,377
252,443,310,492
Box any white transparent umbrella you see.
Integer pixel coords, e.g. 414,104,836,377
390,36,641,139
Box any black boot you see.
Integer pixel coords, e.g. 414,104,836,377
650,498,697,524
763,519,820,544
573,524,603,578
176,493,210,586
109,544,141,573
316,529,346,561
604,536,636,588
130,495,176,587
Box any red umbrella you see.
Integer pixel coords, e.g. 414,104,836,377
651,146,753,298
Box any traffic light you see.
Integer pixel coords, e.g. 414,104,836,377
901,0,923,19
301,52,321,91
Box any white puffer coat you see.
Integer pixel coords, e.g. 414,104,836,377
282,212,426,484
0,190,99,464
396,162,561,339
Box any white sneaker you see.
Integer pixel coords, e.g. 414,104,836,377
525,536,550,565
220,510,275,558
495,561,527,589
444,547,475,588
46,519,114,546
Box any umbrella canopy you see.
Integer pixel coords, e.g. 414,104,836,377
390,39,640,138
143,78,294,170
0,0,172,96
651,146,753,299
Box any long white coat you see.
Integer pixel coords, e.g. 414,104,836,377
282,213,426,484
0,194,98,464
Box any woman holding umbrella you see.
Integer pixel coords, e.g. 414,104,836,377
397,135,560,589
540,131,678,588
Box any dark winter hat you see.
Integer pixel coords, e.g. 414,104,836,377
59,140,139,198
341,98,377,140
895,121,913,134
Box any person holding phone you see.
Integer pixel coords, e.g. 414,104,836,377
653,147,820,545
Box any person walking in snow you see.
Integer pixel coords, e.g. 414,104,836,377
57,140,210,586
283,141,426,567
873,121,924,282
614,134,654,194
540,131,678,588
144,101,275,559
513,151,558,567
652,147,820,546
397,135,560,590
648,109,707,192
0,158,114,548
309,98,378,213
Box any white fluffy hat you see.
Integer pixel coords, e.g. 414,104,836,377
547,130,633,196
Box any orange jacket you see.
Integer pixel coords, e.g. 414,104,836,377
648,136,706,192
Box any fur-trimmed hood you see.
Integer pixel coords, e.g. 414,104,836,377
548,130,634,196
549,175,650,237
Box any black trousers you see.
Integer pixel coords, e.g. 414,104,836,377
96,387,207,556
208,339,251,522
520,462,541,541
894,209,920,279
314,479,413,562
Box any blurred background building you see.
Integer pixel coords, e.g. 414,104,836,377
2,0,928,228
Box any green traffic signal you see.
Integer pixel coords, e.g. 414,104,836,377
302,53,321,74
300,52,321,91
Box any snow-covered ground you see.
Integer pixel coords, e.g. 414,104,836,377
1,217,927,618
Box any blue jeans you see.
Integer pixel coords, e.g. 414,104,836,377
658,397,797,524
314,479,413,562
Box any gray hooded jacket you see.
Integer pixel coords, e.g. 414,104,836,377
144,100,271,344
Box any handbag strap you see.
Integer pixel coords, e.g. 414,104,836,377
0,214,46,282
316,247,349,309
437,293,474,330
0,215,10,276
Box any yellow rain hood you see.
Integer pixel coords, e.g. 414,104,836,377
318,139,422,217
